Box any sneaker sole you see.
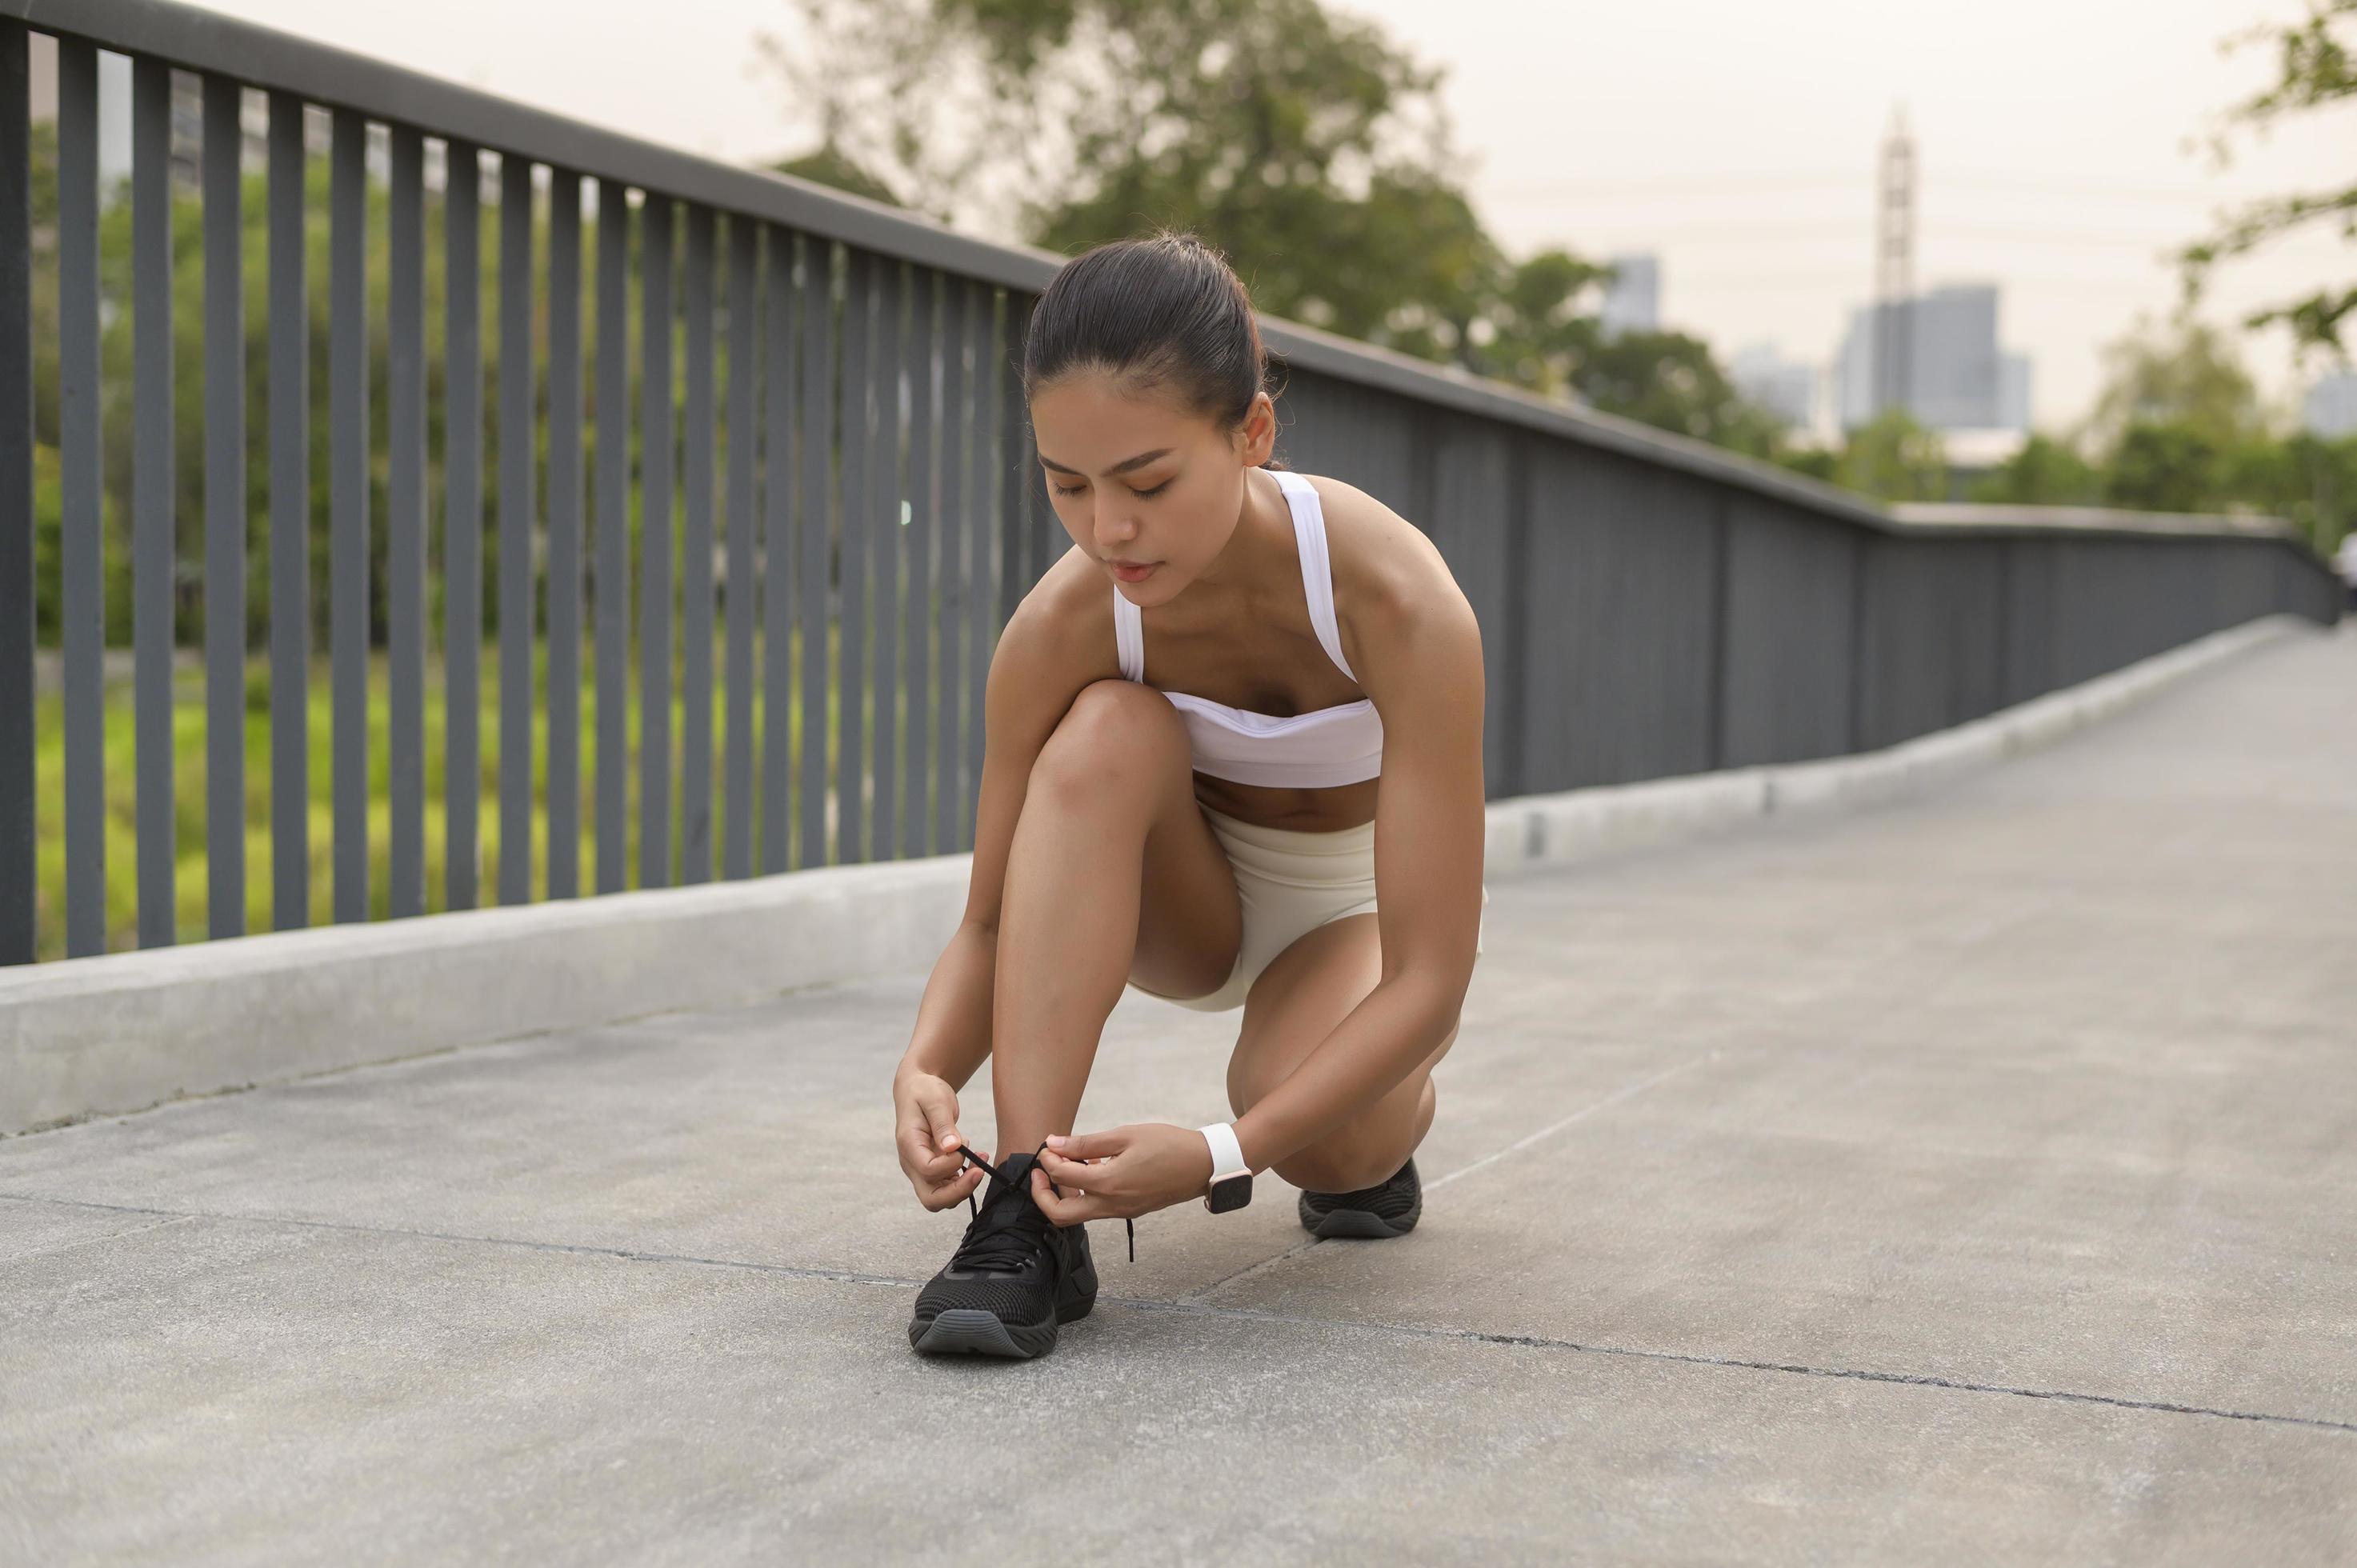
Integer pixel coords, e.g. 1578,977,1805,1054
1303,1206,1419,1239
907,1295,1095,1360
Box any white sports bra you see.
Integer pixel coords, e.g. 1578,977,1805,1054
1113,469,1386,789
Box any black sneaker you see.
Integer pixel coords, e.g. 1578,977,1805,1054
1297,1157,1422,1238
908,1146,1099,1359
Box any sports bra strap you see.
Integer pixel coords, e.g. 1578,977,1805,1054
1107,470,1353,686
1112,585,1145,682
1271,470,1355,682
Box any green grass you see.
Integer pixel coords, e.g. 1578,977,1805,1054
21,625,959,964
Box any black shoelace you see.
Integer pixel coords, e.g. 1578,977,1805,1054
957,1140,1136,1265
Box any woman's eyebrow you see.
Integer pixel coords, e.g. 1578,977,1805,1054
1038,446,1175,478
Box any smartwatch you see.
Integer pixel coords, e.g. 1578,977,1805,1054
1198,1122,1254,1214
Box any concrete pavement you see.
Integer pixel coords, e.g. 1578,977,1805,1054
4,623,2354,1562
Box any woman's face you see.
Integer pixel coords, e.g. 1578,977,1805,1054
1030,370,1275,606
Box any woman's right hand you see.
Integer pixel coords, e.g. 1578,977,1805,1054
894,1067,986,1211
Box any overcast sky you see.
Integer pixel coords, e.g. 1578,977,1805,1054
184,0,2353,431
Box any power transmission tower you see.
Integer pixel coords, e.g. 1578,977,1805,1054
1873,106,1916,419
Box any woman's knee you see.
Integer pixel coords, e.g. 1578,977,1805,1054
1030,679,1189,810
1271,1134,1411,1196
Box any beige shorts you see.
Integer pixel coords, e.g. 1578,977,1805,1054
1130,804,1488,1014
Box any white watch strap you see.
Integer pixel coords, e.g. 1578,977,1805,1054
1197,1122,1250,1182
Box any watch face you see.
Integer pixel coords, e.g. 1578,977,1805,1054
1207,1173,1253,1214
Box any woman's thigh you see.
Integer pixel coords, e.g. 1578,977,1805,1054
1223,914,1459,1184
1039,680,1243,1000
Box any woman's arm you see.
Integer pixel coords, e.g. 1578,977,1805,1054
1032,522,1488,1216
893,566,1101,1206
1224,559,1487,1173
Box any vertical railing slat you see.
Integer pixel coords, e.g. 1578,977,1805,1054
265,92,308,933
961,285,997,850
329,108,370,924
763,226,801,872
546,169,584,899
797,236,834,869
386,123,426,919
58,40,103,956
835,248,872,864
202,76,249,938
132,57,177,946
592,178,629,894
722,215,758,882
997,294,1035,630
870,258,904,862
638,194,675,888
758,225,794,874
498,153,537,906
901,270,937,860
933,279,968,857
680,202,717,885
444,144,483,912
0,21,28,964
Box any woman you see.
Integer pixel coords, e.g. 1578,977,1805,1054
891,233,1489,1359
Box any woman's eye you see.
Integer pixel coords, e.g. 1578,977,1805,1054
1050,478,1169,498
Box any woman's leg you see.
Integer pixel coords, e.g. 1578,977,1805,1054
1224,914,1461,1193
990,679,1243,1159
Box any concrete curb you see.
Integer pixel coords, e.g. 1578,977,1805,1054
0,613,2311,1138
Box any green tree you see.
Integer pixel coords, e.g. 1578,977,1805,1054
1966,433,2103,506
2106,421,2227,511
1567,326,1787,458
2176,0,2356,361
757,0,1786,452
1774,446,1839,484
1834,409,1949,502
2078,313,2266,454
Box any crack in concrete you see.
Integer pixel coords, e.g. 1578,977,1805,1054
1102,1294,2357,1437
9,1187,2350,1438
0,1190,930,1292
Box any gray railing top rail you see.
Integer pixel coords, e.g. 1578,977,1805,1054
17,0,2319,557
1891,502,2303,541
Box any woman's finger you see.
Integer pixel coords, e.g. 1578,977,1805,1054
1030,1167,1117,1224
898,1128,962,1182
1045,1128,1124,1161
918,1163,986,1210
1035,1149,1106,1189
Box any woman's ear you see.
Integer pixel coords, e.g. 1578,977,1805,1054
1235,391,1277,466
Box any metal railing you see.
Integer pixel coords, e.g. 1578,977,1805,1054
0,0,2341,966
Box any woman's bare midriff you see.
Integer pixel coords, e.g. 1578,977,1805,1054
1191,774,1379,834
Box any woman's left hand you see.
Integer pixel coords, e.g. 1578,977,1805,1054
1032,1124,1216,1222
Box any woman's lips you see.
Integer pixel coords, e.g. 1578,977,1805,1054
1109,560,1157,583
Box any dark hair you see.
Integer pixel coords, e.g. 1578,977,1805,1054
1022,231,1287,466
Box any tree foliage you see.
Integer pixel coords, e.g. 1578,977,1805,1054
1830,410,1950,503
2177,0,2357,361
1952,315,2357,550
756,0,1786,451
2078,313,2267,454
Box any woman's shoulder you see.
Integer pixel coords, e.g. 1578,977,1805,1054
994,542,1122,678
1293,470,1467,629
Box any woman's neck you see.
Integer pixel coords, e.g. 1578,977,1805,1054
1187,466,1294,607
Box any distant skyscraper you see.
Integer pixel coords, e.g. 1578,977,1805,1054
1730,344,1819,431
1999,354,2034,433
2306,370,2357,439
1834,282,2030,434
1600,254,1660,339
